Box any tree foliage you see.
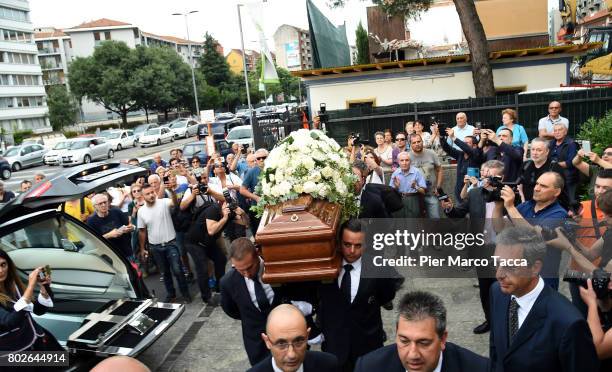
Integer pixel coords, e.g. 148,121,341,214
198,32,232,87
330,0,431,20
355,21,370,65
47,85,78,131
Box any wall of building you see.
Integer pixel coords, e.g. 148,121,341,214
69,28,139,58
475,0,548,38
274,25,301,71
227,50,244,75
304,58,569,111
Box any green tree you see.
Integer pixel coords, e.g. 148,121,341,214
331,0,495,97
47,85,78,131
355,21,370,65
69,41,139,125
198,33,231,87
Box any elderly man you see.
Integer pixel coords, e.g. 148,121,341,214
538,101,569,140
149,153,167,173
519,137,566,206
390,152,427,218
34,173,45,183
87,193,134,259
241,148,268,234
248,304,339,372
355,291,488,372
549,123,578,204
482,128,523,183
489,226,598,372
0,181,14,202
448,112,475,150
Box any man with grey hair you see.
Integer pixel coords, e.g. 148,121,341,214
240,148,268,234
389,151,427,218
549,122,579,204
448,112,475,150
538,101,569,140
355,291,487,372
87,193,133,259
519,137,566,207
489,226,598,372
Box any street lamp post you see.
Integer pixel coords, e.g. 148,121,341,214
172,10,200,117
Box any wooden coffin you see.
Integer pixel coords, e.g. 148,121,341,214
255,195,342,284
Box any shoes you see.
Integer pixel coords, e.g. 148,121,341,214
382,301,394,311
181,296,192,304
163,296,177,303
473,321,490,334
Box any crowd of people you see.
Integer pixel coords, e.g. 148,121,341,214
0,99,611,372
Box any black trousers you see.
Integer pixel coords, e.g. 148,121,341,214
469,243,496,322
185,241,227,299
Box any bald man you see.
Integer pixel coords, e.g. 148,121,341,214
91,356,150,372
248,304,338,372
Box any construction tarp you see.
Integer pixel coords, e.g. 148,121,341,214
307,0,350,69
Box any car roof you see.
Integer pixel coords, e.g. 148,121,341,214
0,162,146,221
229,125,252,131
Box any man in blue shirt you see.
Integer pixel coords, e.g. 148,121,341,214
493,172,568,290
549,123,579,205
447,112,475,150
389,152,427,217
240,148,268,234
150,153,168,174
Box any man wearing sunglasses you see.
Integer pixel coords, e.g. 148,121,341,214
241,148,268,235
538,101,569,140
391,131,409,169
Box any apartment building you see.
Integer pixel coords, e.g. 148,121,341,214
273,24,313,71
34,27,71,89
226,48,260,74
0,0,50,134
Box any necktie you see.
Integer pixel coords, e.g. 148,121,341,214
253,277,270,312
508,297,519,343
340,264,353,304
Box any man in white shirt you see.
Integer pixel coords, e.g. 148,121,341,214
538,101,569,139
137,182,190,303
448,112,475,150
489,226,598,372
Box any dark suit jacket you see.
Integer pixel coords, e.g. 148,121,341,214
354,342,489,372
446,187,487,231
0,296,55,354
318,271,397,365
489,281,599,372
220,268,284,366
247,351,339,372
359,185,390,219
441,138,483,199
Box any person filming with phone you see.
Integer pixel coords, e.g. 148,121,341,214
87,193,134,261
0,249,63,356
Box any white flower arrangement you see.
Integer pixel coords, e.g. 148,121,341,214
253,129,360,220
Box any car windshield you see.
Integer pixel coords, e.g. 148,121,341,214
53,142,69,150
145,129,159,136
103,132,121,139
227,128,252,140
183,144,205,157
0,214,134,342
4,147,19,157
170,121,186,129
69,141,89,149
134,125,149,134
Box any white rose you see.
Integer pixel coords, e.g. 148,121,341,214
321,166,333,179
318,185,329,198
275,170,284,182
335,180,347,195
303,181,317,194
302,157,315,170
269,173,275,182
309,171,321,182
262,183,272,195
294,183,304,194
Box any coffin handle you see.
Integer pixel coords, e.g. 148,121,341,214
290,214,299,222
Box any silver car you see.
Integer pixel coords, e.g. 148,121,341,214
3,143,48,171
60,137,114,166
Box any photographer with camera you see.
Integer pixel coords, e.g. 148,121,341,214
573,146,612,199
579,277,612,369
441,160,505,334
441,128,482,200
493,171,568,290
209,159,246,242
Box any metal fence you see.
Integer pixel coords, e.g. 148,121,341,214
320,87,612,145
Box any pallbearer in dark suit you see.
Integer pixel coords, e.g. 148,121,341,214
247,304,339,372
354,291,488,372
489,226,599,372
318,219,398,371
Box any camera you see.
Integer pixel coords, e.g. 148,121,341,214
437,187,449,201
241,144,248,154
197,183,209,194
540,219,581,242
350,132,361,146
563,269,611,299
318,103,329,125
482,176,521,203
223,188,238,220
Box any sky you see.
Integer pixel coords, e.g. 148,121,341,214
28,0,373,54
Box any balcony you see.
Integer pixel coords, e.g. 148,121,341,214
37,47,61,55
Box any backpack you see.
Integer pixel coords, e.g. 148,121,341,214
363,183,403,213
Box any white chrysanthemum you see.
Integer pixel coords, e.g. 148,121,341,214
301,157,315,170
321,166,333,179
293,183,304,194
303,181,317,194
262,182,272,195
309,171,321,182
318,185,329,197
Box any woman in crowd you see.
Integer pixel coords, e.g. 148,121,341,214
128,184,145,260
0,249,63,355
413,120,432,148
208,159,245,242
363,150,385,184
373,131,393,181
405,121,415,136
496,108,528,159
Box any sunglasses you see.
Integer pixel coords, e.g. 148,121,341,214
604,152,612,157
396,137,406,141
257,156,267,161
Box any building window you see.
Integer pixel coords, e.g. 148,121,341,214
0,97,13,109
105,31,111,40
16,96,44,108
133,29,139,39
2,29,31,42
0,75,9,85
0,6,28,22
94,32,100,41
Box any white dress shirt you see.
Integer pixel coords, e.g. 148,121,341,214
13,291,53,312
511,276,545,329
273,357,304,372
337,257,362,303
244,258,274,310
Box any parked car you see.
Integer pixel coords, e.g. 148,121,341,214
0,162,184,369
133,123,159,142
197,117,244,141
168,118,199,139
100,129,136,150
43,140,71,166
0,157,11,180
138,127,174,147
182,139,232,164
3,143,48,171
225,125,254,148
60,137,114,167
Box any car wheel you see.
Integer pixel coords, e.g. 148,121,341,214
171,136,175,142
1,168,11,180
117,144,122,151
133,141,137,148
156,139,161,146
11,162,21,172
83,155,91,164
108,150,114,159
